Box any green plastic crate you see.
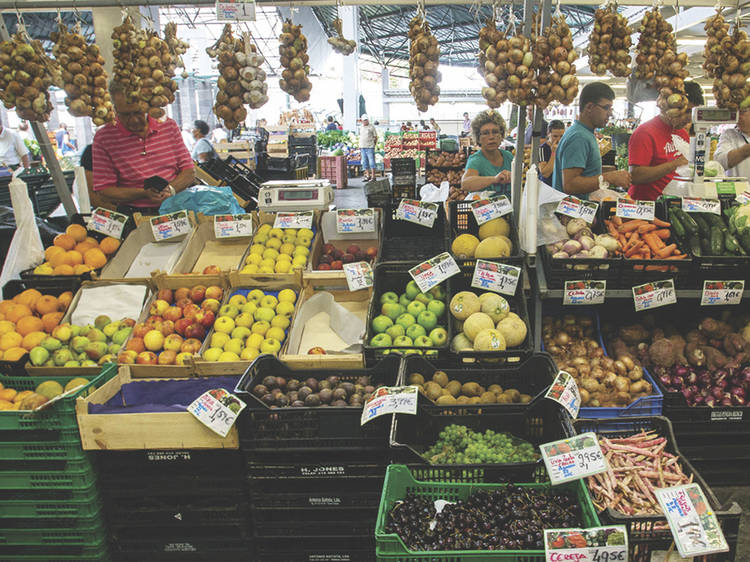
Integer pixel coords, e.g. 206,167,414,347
0,363,117,432
0,536,109,561
0,431,87,462
0,457,97,489
0,489,101,518
375,465,601,561
0,511,105,545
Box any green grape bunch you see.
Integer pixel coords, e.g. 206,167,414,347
423,424,539,465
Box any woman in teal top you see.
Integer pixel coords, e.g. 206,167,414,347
461,110,513,198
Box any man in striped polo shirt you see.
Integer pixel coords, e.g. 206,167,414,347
92,81,195,216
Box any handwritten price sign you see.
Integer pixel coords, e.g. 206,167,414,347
343,261,374,292
150,211,191,241
540,432,608,485
544,526,628,562
360,386,418,425
396,199,438,228
187,389,246,437
274,211,314,230
408,252,460,293
470,196,512,225
336,209,375,234
545,370,581,419
682,197,721,215
213,214,254,238
701,280,744,306
633,279,677,312
556,196,599,224
88,208,129,239
616,199,655,221
564,281,606,305
470,260,520,296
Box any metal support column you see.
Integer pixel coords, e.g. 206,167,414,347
511,0,534,218
381,67,390,124
530,0,552,169
341,5,360,130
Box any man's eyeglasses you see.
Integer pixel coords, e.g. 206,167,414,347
479,129,501,137
595,103,614,113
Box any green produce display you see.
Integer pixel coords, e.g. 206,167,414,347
422,424,539,465
670,203,750,257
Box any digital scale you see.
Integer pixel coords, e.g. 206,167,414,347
257,179,335,211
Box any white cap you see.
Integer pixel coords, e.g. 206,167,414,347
361,114,369,121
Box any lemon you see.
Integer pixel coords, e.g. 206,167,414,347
251,321,270,336
279,243,295,255
246,333,264,349
262,248,279,261
249,244,265,256
292,255,308,267
257,223,272,235
266,326,286,342
293,246,309,257
259,266,275,274
276,301,296,317
274,261,291,273
271,315,290,330
260,258,276,270
265,237,282,250
241,264,259,274
254,307,275,323
269,228,284,239
278,289,297,304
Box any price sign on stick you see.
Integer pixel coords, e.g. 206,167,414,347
544,526,628,562
470,260,520,296
213,214,254,238
545,370,580,419
682,197,721,215
150,211,191,241
701,280,744,306
470,196,512,225
540,433,608,485
616,199,655,221
361,386,418,425
408,252,460,293
274,211,314,230
188,389,246,438
343,261,373,292
336,209,375,234
396,199,438,228
654,484,729,558
633,280,677,312
88,208,129,239
564,281,606,305
555,196,599,224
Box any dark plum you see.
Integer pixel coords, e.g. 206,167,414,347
262,376,277,388
305,377,319,392
252,384,268,398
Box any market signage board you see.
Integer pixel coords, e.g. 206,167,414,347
343,261,374,292
408,252,460,293
555,196,599,224
89,208,128,239
470,260,520,296
545,371,581,419
216,0,256,21
213,214,254,238
701,280,744,306
361,386,418,425
564,281,606,305
150,211,191,241
632,280,676,312
396,199,438,228
470,195,512,225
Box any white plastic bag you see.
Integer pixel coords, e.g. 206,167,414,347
419,181,449,202
520,168,568,253
73,166,91,214
0,169,45,287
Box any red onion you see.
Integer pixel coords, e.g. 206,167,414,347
671,375,684,388
681,388,695,401
693,395,705,406
731,386,746,399
711,387,724,400
660,375,673,388
674,365,689,378
686,371,697,385
715,378,728,390
720,396,733,407
698,373,713,387
733,396,746,406
704,397,716,407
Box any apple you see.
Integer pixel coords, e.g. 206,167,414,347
214,316,235,334
184,323,206,340
393,335,413,347
346,244,361,256
163,334,184,351
174,287,191,302
369,333,392,347
125,337,145,353
427,300,445,318
371,315,393,334
133,323,150,339
333,249,344,260
190,286,207,303
136,351,158,365
399,293,412,308
176,297,193,310
197,309,217,329
323,243,335,254
380,292,399,305
163,306,183,322
174,318,192,337
144,330,165,352
175,352,192,365
406,323,427,340
260,338,281,355
308,347,326,354
181,338,202,353
160,320,175,336
414,335,433,348
121,318,136,328
202,347,222,362
235,312,254,328
429,286,446,301
149,299,170,316
341,253,355,264
366,246,378,260
330,260,343,270
158,350,177,365
429,327,448,346
145,316,164,331
205,286,224,301
318,263,331,271
406,301,426,317
202,265,220,274
385,324,406,341
381,302,403,321
183,304,201,321
224,338,244,356
405,280,421,300
231,326,251,341
201,298,221,313
218,304,240,319
117,350,138,364
417,310,438,331
319,254,332,265
395,313,416,329
415,292,434,305
157,288,173,304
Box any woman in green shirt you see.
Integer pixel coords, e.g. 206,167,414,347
461,110,513,198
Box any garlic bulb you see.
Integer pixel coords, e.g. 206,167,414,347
588,5,632,77
328,18,357,56
0,32,57,122
408,15,441,112
279,19,312,103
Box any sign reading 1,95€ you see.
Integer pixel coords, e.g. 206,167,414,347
396,199,438,228
616,199,655,221
88,208,129,239
471,260,520,296
150,211,191,241
213,214,254,238
470,195,512,225
632,279,676,312
408,252,460,293
274,211,314,230
555,196,599,224
540,432,608,485
544,525,627,562
682,196,721,215
336,208,375,234
564,280,606,305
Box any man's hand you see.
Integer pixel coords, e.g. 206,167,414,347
604,169,631,188
145,189,169,203
674,155,688,169
494,170,511,184
550,137,560,152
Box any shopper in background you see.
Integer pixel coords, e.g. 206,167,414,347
181,123,195,152
714,108,750,179
0,120,30,170
420,119,429,131
538,120,565,186
91,81,195,216
460,110,512,198
17,121,32,142
400,122,409,132
524,106,548,145
628,82,704,200
55,123,77,156
429,118,441,133
191,120,217,163
552,82,630,199
325,116,338,131
359,114,378,182
461,112,471,137
211,126,228,145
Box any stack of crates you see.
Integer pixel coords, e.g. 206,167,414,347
97,449,252,560
318,155,348,188
0,365,117,562
289,135,317,174
389,157,416,200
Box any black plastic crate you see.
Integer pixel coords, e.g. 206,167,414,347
398,353,556,414
380,200,447,262
390,157,416,177
244,449,388,483
364,262,453,365
252,509,375,539
249,485,382,511
234,355,399,452
105,494,248,527
95,449,244,479
289,135,317,147
254,535,376,562
110,535,250,559
391,183,416,200
390,399,565,483
2,277,82,300
539,242,622,290
100,478,245,502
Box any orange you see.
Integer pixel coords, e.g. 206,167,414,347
66,223,87,243
74,241,96,254
14,288,42,308
45,245,65,262
2,347,27,361
85,236,98,245
65,250,83,266
5,304,32,323
53,264,75,275
83,248,107,269
73,264,92,275
58,292,73,311
53,233,76,251
42,312,64,332
99,237,121,255
34,295,59,315
0,388,17,402
15,316,43,337
0,300,14,315
49,252,69,269
0,320,15,335
22,331,47,350
0,332,23,351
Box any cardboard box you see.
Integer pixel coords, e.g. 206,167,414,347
75,365,239,450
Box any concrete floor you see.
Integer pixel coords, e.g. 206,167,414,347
333,176,368,209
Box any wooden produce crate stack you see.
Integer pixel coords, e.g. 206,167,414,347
215,140,256,168
266,126,289,157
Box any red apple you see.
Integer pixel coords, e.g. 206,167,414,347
180,338,202,353
163,333,184,351
175,352,193,366
158,350,177,365
308,347,326,355
163,306,183,322
195,309,216,328
125,337,145,353
346,244,361,256
202,265,221,275
333,249,344,260
201,298,220,313
185,323,206,341
176,297,193,310
136,351,158,365
183,303,201,321
341,253,355,264
174,287,191,302
205,286,224,301
157,288,173,304
323,243,336,255
174,318,192,337
121,318,136,328
190,285,207,304
331,260,343,270
366,247,378,260
145,316,164,332
133,323,149,339
160,320,175,337
354,251,366,262
319,254,332,265
318,263,331,271
118,350,138,364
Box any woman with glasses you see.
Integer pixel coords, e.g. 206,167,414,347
460,110,513,198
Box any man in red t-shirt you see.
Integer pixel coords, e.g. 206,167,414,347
628,82,704,200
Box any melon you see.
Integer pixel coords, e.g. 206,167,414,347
496,312,527,347
451,234,480,259
478,217,510,240
463,312,495,342
449,291,480,320
451,332,473,352
475,236,511,258
479,293,510,323
473,328,507,351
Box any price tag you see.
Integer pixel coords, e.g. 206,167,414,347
545,370,580,419
408,252,460,293
701,280,744,306
564,280,606,305
540,432,608,485
616,199,656,221
343,261,373,292
88,208,129,239
555,196,600,224
682,197,721,215
470,260,520,296
633,279,677,312
216,0,255,21
470,195,513,225
396,199,438,228
735,191,750,204
187,389,246,438
361,386,418,425
545,525,628,562
150,211,192,241
654,484,729,558
273,211,314,230
213,214,254,238
336,209,375,234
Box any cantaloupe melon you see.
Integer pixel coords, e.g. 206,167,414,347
478,217,510,240
449,291,480,320
473,329,506,351
475,236,511,258
451,234,480,259
463,312,495,341
496,313,527,347
479,293,510,323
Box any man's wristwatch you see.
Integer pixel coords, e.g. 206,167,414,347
166,185,176,197
598,174,610,189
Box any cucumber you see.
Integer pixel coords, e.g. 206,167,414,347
700,235,711,255
727,212,737,234
669,208,687,241
738,229,750,255
705,213,725,229
710,225,724,255
679,209,700,236
725,231,741,255
693,214,710,237
688,235,702,257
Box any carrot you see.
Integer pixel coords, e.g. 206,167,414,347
625,241,644,257
618,234,628,248
643,233,663,255
637,223,657,234
655,243,677,258
612,216,623,228
654,229,671,239
621,220,648,232
665,254,687,260
652,217,671,228
607,222,620,238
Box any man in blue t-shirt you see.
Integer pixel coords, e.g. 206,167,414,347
552,82,630,199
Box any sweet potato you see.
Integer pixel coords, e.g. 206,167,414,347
698,345,728,370
685,342,706,367
722,333,749,357
698,318,732,339
648,338,677,368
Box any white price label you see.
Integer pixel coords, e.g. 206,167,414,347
150,211,191,241
616,199,656,221
273,211,314,230
545,370,580,419
701,280,744,306
540,432,608,485
470,195,513,225
343,261,374,292
682,197,721,215
213,214,254,238
88,208,128,239
654,484,729,558
564,281,606,305
408,252,460,293
396,199,438,228
555,196,599,224
187,389,246,438
470,260,520,296
361,386,418,425
216,0,255,21
336,209,376,234
633,279,677,312
735,191,750,204
545,526,628,562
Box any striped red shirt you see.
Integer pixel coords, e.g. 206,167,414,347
92,116,193,208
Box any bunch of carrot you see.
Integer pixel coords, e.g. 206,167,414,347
604,216,687,261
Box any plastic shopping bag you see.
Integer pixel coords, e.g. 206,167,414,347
519,166,567,253
159,185,244,216
419,181,449,203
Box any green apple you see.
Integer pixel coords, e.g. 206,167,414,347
415,292,434,305
414,335,433,347
254,307,275,323
371,315,393,334
29,346,49,366
214,316,235,334
219,304,240,319
399,293,412,308
380,291,399,305
385,324,405,340
429,327,448,346
417,310,438,331
41,336,62,352
211,332,231,349
381,302,403,321
231,326,252,341
393,335,413,347
70,336,90,354
369,333,392,348
406,300,426,317
224,338,244,355
406,323,426,340
64,360,80,367
260,338,281,355
112,327,132,346
427,299,446,318
395,313,416,330
430,285,446,301
241,301,257,316
405,280,421,300
403,349,423,356
235,312,254,329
